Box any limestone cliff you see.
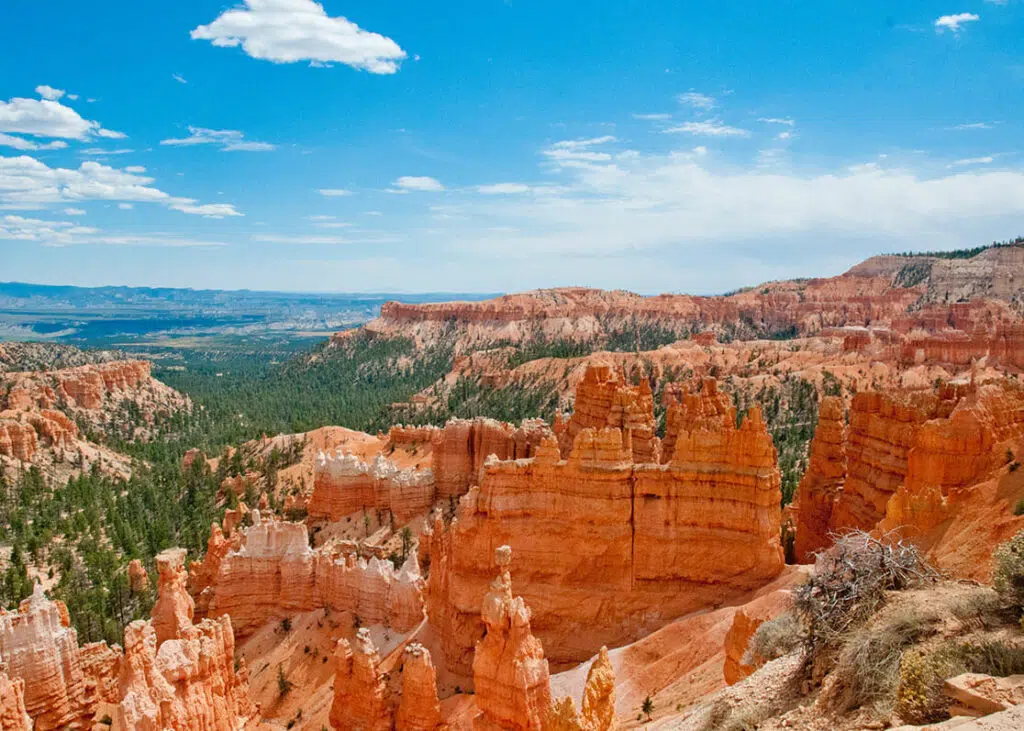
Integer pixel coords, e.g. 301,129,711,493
426,371,783,670
473,546,552,731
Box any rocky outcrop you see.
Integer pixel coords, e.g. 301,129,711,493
310,452,435,524
556,365,657,463
0,421,36,462
396,643,443,731
0,672,31,731
0,584,98,730
110,546,255,731
329,628,390,731
426,374,783,670
204,511,426,635
722,609,767,686
473,546,552,731
793,397,847,563
150,549,195,646
432,417,551,499
127,559,149,594
551,646,617,731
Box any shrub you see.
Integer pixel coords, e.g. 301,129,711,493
279,617,292,633
746,610,801,664
795,531,936,673
896,649,953,724
993,529,1024,615
831,605,939,712
1015,499,1024,517
277,665,293,697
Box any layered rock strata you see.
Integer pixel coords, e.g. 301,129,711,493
473,546,552,731
396,643,443,731
205,511,425,635
310,452,435,524
792,397,847,563
329,628,390,731
0,672,30,731
426,373,783,669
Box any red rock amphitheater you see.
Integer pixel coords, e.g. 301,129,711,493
4,247,1024,729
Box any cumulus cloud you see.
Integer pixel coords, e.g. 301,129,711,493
664,120,751,137
35,85,65,101
0,95,125,141
191,0,407,74
0,155,241,217
935,13,980,33
318,188,353,197
160,126,275,152
392,175,444,192
0,215,98,245
678,92,716,110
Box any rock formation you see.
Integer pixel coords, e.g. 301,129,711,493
556,365,657,463
111,547,255,730
204,511,426,635
549,646,617,731
0,584,108,730
426,370,783,670
127,559,149,594
329,628,390,731
310,451,435,524
396,642,443,731
792,397,847,563
0,672,31,731
150,548,194,645
722,609,767,685
473,546,552,731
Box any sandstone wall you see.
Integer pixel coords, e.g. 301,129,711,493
310,452,435,524
204,511,426,636
425,375,784,671
792,397,847,563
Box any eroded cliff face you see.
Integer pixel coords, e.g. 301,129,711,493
111,547,255,731
204,510,425,636
425,369,784,671
310,452,435,524
793,378,1024,579
0,359,189,482
0,584,110,730
473,546,552,731
792,397,847,563
0,671,30,731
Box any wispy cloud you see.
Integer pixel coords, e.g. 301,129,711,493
949,155,995,167
664,120,751,138
160,126,275,152
392,176,445,192
758,117,796,127
318,188,353,197
949,122,994,131
678,92,716,110
172,73,188,84
477,183,531,195
632,113,672,121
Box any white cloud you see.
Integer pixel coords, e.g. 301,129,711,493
64,208,86,215
365,210,382,216
664,120,751,137
173,74,188,84
124,165,146,173
776,131,793,141
950,156,995,167
950,122,994,130
678,92,716,110
393,175,444,192
191,0,407,74
759,117,796,127
0,133,68,151
0,155,241,217
0,96,124,141
160,126,275,152
318,188,353,197
477,183,531,195
544,136,617,165
308,214,336,221
35,85,65,101
632,113,672,121
935,13,980,33
118,203,133,210
0,216,228,248
81,148,136,156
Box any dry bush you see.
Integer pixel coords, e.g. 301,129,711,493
993,528,1024,620
746,611,801,665
795,531,937,672
949,588,1003,631
831,604,940,713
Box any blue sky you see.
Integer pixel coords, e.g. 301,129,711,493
1,0,1022,294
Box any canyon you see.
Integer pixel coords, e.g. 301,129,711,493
2,245,1024,729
